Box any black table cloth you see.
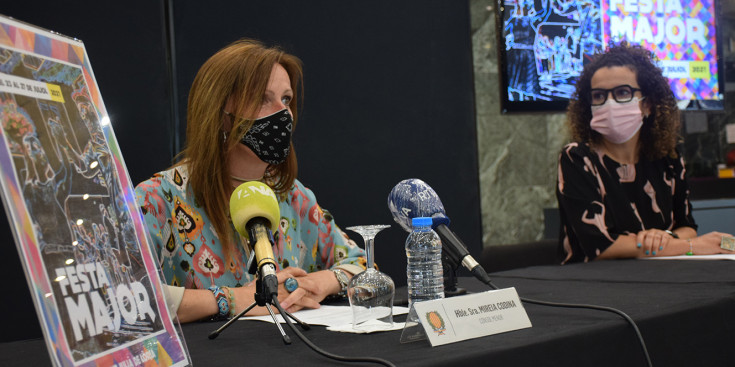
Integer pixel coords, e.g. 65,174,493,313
3,259,734,366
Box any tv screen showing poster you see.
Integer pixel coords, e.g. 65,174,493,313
497,0,724,112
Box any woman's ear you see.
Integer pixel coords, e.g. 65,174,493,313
223,97,235,132
641,98,652,118
222,115,232,132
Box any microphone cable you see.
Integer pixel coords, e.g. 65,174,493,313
483,280,653,367
271,295,397,367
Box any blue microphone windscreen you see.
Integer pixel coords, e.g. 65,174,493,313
387,178,449,232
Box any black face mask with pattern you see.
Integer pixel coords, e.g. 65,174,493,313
240,108,293,165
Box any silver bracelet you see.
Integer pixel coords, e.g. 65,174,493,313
331,268,349,296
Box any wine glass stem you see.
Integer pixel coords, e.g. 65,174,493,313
365,236,375,269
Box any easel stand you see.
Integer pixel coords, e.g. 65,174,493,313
208,276,310,343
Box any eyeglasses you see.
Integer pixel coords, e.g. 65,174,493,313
589,85,642,106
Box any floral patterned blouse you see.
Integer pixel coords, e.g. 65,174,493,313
135,165,366,289
556,142,697,263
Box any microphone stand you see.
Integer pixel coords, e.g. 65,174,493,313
442,254,467,297
208,271,310,343
208,242,396,366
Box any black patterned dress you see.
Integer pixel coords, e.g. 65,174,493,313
556,142,697,263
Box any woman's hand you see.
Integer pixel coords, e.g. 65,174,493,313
230,267,308,316
689,231,735,255
278,270,342,314
636,229,673,256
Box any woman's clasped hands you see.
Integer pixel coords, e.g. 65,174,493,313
635,229,735,257
230,267,343,316
276,267,342,313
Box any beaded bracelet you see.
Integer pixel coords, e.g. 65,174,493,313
686,238,694,256
208,285,230,319
225,287,237,319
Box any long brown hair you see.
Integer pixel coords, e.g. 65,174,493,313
566,41,680,160
178,38,303,256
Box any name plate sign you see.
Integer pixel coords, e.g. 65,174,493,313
412,287,531,346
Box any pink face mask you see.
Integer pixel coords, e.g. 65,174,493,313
590,97,644,144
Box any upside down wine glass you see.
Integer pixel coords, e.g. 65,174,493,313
346,224,395,330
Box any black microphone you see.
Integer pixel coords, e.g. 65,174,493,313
387,178,492,285
230,181,281,297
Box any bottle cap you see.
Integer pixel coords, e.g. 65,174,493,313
411,217,432,227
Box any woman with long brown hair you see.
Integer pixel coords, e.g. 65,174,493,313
556,42,733,263
136,39,366,322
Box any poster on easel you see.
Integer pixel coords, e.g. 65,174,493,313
0,15,190,367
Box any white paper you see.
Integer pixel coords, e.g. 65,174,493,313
239,305,409,328
642,254,735,260
327,320,406,334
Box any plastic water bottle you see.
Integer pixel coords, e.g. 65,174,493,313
405,217,444,308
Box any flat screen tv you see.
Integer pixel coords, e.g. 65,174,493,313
496,0,726,113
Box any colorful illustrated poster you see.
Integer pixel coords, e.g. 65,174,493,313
0,16,189,367
603,0,721,101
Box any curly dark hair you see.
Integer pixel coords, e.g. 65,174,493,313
566,41,680,160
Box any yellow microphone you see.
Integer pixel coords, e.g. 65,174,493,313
230,181,280,296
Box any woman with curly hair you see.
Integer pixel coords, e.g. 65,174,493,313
556,42,732,263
